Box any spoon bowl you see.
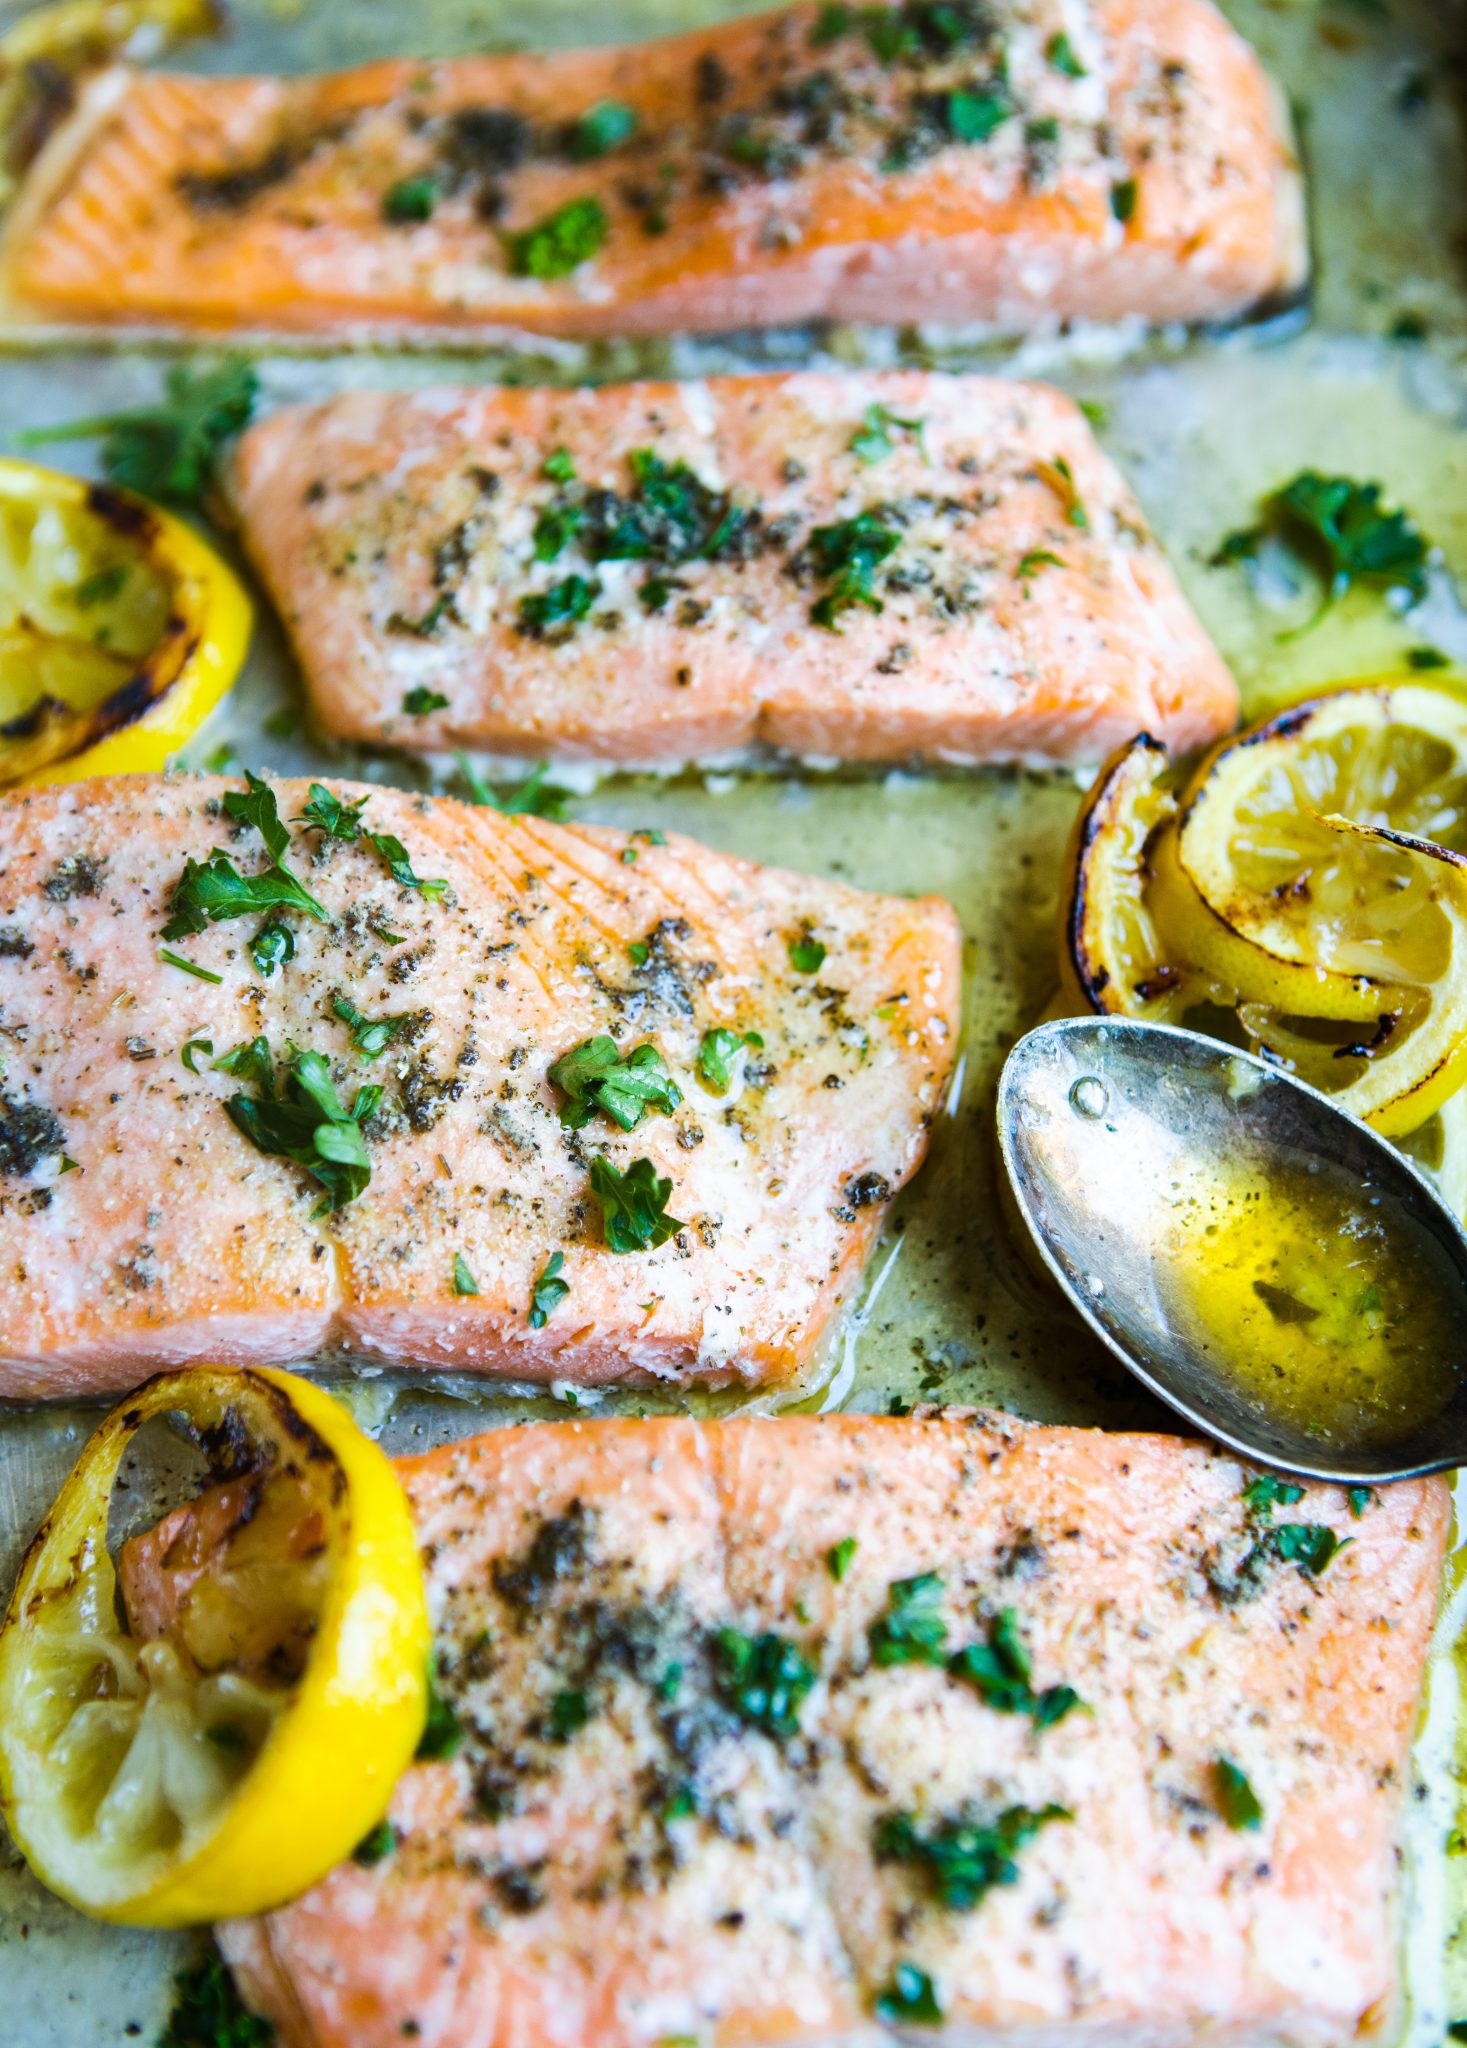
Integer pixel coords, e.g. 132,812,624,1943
997,1017,1467,1482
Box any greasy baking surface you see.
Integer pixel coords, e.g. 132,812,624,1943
0,0,1464,2040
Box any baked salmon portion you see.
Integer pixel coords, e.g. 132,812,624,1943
230,371,1239,768
0,775,957,1396
0,0,1304,339
207,1411,1449,2048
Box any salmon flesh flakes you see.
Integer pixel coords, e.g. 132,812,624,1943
0,773,958,1397
211,1412,1449,2048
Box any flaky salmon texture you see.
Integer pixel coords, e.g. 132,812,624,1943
1,0,1304,339
229,371,1239,769
0,774,958,1397
190,1412,1450,2048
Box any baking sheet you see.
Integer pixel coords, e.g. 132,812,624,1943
2,0,1467,2038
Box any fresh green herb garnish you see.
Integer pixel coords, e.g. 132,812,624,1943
712,1627,817,1739
453,753,570,819
529,1249,569,1328
18,358,258,507
506,195,609,279
160,947,224,984
589,1154,683,1253
223,1044,378,1213
332,996,412,1058
202,742,236,774
1047,455,1088,530
1271,1522,1349,1574
365,831,448,902
1215,471,1431,631
75,564,128,607
213,1036,274,1087
163,851,327,944
788,932,826,974
873,1963,943,2028
548,1687,590,1740
156,1947,274,2048
805,509,902,628
386,594,451,638
1213,1757,1263,1831
451,1253,479,1297
869,1571,948,1666
628,940,650,966
947,89,1008,142
543,448,577,484
850,402,925,465
296,783,368,840
1017,548,1065,582
352,1819,397,1865
249,921,294,977
402,687,449,715
1407,645,1449,670
533,497,584,562
569,100,637,159
180,1038,214,1074
1046,29,1086,75
1110,177,1137,223
1241,1474,1305,1517
519,573,597,638
222,771,291,861
417,1662,463,1761
262,706,297,740
549,1035,682,1131
696,1025,762,1092
1348,1485,1377,1518
827,1535,857,1581
948,1607,1083,1727
383,175,436,222
874,1802,1070,1909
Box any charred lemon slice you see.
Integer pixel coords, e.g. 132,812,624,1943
0,457,249,786
0,1366,428,1925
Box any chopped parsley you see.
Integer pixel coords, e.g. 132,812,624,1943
712,1627,817,1739
519,573,597,638
213,1036,273,1086
222,1044,379,1214
75,564,128,607
1017,547,1065,583
1214,471,1430,631
416,1661,464,1761
827,1535,857,1581
352,1819,397,1865
873,1963,943,2028
697,1025,762,1092
506,194,609,278
548,1687,591,1740
296,783,368,840
850,401,925,465
366,831,449,901
452,1253,480,1297
1046,455,1089,530
1348,1485,1377,1518
332,996,412,1058
156,1947,273,2048
948,1607,1084,1727
163,851,327,943
180,1038,214,1073
543,448,577,483
947,88,1008,142
549,1035,682,1131
588,1154,683,1253
1110,176,1138,223
402,686,449,715
804,508,902,628
1407,645,1449,670
18,358,258,507
788,932,826,974
249,921,294,977
383,175,437,222
222,770,291,861
569,100,637,159
1213,1756,1263,1831
1241,1473,1305,1517
529,1250,569,1327
869,1570,948,1666
386,594,451,638
453,753,570,819
874,1801,1070,1909
1271,1522,1349,1574
1046,29,1086,75
161,948,223,984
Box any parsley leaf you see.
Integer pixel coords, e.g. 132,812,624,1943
947,88,1008,142
529,1250,569,1327
569,100,637,159
402,686,449,715
827,1535,857,1581
180,1038,214,1074
222,771,291,862
352,1819,397,1865
589,1154,683,1252
1348,1485,1377,1518
250,921,295,977
452,1252,480,1297
549,1035,682,1131
212,1036,274,1088
156,1947,273,2048
874,1802,1070,1909
948,1607,1084,1727
223,1044,378,1212
162,851,327,943
453,752,571,819
870,1571,947,1666
850,402,925,465
543,448,577,483
1213,1756,1263,1831
17,359,258,507
1241,1473,1305,1517
697,1025,762,1093
712,1628,817,1739
506,195,609,279
365,831,448,901
805,509,902,629
416,1660,463,1761
332,996,412,1058
383,175,436,222
518,573,598,639
788,932,826,974
874,1964,943,2028
1271,1522,1349,1574
1216,471,1430,631
296,783,368,840
1110,176,1137,223
1046,29,1086,75
160,947,223,984
548,1687,591,1740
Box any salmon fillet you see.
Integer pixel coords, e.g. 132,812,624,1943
0,774,957,1396
229,371,1239,768
199,1411,1448,2048
1,0,1304,340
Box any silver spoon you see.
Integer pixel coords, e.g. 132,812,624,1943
997,1016,1467,1482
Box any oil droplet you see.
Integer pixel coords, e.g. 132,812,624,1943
1069,1075,1108,1119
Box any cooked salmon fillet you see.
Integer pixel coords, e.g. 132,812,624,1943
229,371,1239,768
200,1411,1448,2048
1,0,1304,340
0,774,957,1396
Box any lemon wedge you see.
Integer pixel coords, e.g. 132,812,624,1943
0,457,249,787
0,1366,428,1925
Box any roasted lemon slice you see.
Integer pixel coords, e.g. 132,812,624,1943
0,457,249,787
0,1366,429,1925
